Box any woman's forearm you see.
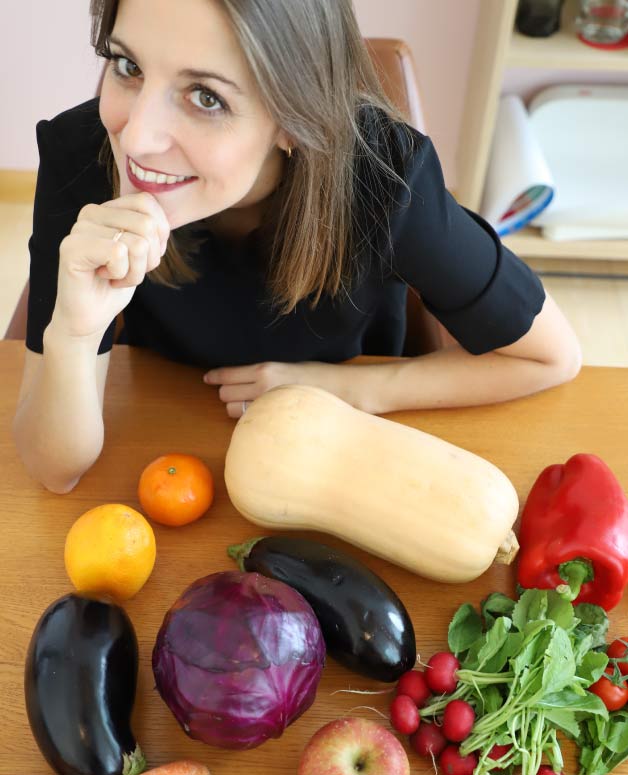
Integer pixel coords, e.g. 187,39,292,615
12,325,107,493
334,344,581,415
320,292,582,414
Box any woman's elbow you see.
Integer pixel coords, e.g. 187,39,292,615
12,419,87,494
549,333,583,387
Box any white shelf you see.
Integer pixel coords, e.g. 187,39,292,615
508,0,628,71
504,228,628,260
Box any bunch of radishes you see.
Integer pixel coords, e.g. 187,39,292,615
389,652,477,774
389,651,562,775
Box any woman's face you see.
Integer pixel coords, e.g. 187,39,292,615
99,0,289,230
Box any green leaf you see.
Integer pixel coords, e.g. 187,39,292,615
477,617,512,670
512,622,553,677
542,627,576,695
537,688,609,717
546,590,576,631
574,633,595,665
448,602,483,656
478,683,505,715
605,713,628,754
484,631,524,675
544,707,581,738
576,651,609,687
482,592,516,628
513,589,548,631
574,603,609,649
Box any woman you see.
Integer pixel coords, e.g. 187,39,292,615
13,0,581,493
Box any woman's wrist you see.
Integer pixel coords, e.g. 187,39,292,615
304,361,396,415
44,316,105,357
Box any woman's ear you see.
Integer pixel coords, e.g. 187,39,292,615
276,130,295,155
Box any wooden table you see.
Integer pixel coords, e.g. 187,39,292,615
2,338,628,775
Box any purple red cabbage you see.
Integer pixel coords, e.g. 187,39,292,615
152,570,326,749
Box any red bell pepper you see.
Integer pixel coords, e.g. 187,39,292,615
517,453,628,611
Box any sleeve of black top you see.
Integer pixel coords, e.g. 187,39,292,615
389,133,546,355
25,117,116,355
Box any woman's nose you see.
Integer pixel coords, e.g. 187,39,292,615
120,85,174,157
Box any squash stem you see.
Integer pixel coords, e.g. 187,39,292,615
494,530,520,565
227,537,265,570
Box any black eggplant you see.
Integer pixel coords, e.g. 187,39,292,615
24,593,145,775
228,536,416,682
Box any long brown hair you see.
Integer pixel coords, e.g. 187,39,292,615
90,0,410,312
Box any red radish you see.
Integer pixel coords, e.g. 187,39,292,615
537,767,561,775
396,669,431,707
439,745,477,775
442,699,475,742
425,652,460,694
488,743,512,760
409,722,447,758
390,694,420,734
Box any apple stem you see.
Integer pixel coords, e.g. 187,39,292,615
346,705,389,719
330,688,394,696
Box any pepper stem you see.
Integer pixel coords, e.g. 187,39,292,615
557,558,595,601
122,745,146,775
227,537,265,570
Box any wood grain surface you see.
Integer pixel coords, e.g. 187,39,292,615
2,339,628,774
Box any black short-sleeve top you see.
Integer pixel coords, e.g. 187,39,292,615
26,98,545,367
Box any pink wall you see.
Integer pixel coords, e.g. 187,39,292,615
1,1,102,171
1,0,479,188
354,0,480,187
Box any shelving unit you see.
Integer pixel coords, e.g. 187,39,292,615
456,0,628,262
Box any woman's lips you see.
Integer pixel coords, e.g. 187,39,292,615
126,157,198,194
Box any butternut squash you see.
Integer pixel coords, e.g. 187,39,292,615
224,385,519,583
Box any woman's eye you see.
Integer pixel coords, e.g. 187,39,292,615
189,88,224,113
112,56,141,78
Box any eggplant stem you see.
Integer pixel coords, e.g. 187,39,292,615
122,745,146,775
226,537,265,570
494,530,519,565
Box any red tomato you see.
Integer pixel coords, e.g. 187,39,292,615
589,668,628,711
607,638,628,675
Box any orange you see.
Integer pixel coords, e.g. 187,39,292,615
138,453,214,527
64,503,156,601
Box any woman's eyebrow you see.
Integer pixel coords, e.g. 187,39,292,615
108,35,244,95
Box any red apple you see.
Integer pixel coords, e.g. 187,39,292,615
298,716,410,775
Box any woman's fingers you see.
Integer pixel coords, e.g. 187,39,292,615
102,192,170,251
109,232,151,287
225,401,250,419
217,382,259,404
76,203,164,270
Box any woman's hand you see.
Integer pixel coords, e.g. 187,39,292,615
50,192,170,341
204,361,342,418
